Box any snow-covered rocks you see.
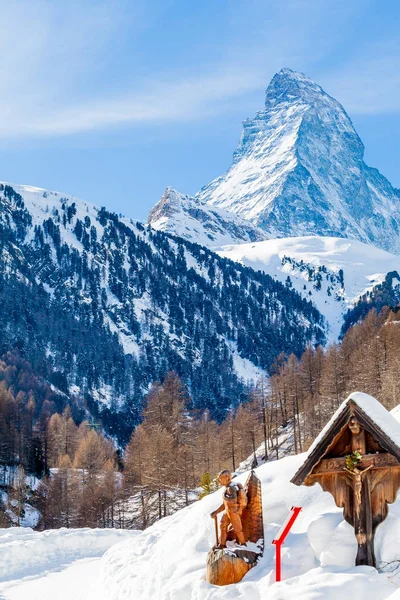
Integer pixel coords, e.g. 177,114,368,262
148,187,264,246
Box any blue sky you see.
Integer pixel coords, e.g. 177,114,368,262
0,0,400,221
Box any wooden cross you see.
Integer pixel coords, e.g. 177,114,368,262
292,397,400,568
306,449,400,567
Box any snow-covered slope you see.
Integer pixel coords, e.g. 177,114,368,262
216,236,400,340
148,187,264,246
197,68,400,254
98,399,400,599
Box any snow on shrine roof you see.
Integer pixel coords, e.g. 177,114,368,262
291,392,400,486
308,392,400,457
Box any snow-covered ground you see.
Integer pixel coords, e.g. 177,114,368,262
97,453,400,600
0,527,137,599
3,458,400,600
0,467,41,528
3,400,400,599
216,235,400,340
1,557,102,600
93,398,400,599
0,492,40,528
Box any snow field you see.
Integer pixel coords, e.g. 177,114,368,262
0,557,102,600
0,527,137,582
216,235,400,340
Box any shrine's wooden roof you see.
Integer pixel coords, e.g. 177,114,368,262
291,392,400,486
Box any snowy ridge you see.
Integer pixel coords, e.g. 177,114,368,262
196,68,400,254
148,187,264,246
216,235,400,340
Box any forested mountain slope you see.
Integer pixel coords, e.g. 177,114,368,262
341,271,400,336
0,183,325,440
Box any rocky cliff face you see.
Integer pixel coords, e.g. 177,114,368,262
197,69,400,253
148,187,264,247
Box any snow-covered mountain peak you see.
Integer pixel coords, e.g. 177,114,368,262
264,68,359,139
265,68,331,107
148,186,188,223
148,186,265,246
197,69,400,253
266,68,327,105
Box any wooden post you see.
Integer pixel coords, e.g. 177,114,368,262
355,474,375,566
213,515,219,546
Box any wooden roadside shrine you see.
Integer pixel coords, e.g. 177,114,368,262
206,470,264,586
291,392,400,567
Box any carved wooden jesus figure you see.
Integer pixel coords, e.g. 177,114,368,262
347,416,367,453
344,465,373,517
291,395,400,568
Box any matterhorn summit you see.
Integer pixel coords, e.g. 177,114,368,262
196,68,400,254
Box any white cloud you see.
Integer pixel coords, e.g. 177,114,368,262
7,68,267,137
0,0,398,139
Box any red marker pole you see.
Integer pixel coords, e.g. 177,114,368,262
274,540,281,582
272,506,302,582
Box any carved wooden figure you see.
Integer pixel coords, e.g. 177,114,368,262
291,393,400,567
210,469,247,548
206,470,263,586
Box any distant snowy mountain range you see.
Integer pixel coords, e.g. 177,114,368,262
148,68,400,338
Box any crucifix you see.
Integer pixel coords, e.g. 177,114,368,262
291,394,400,567
343,464,373,517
